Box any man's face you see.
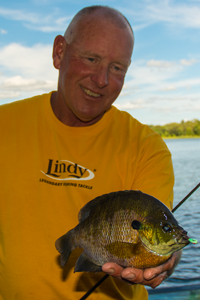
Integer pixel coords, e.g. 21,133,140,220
55,16,133,126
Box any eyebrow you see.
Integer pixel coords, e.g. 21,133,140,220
78,49,102,59
76,48,130,68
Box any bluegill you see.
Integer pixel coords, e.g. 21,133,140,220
55,190,190,272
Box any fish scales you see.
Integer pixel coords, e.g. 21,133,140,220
55,190,190,272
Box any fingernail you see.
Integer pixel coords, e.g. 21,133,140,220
148,274,156,280
124,273,136,280
106,268,115,275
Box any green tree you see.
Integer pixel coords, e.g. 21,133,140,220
186,127,193,136
149,119,200,137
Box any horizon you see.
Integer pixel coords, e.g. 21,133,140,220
0,0,200,125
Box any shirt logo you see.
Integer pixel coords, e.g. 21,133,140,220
40,159,95,181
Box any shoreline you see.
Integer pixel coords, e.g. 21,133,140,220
163,136,200,139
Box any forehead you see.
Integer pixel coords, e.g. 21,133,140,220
72,15,133,64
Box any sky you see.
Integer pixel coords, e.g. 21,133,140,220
0,0,200,125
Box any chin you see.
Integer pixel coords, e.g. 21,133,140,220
77,110,104,123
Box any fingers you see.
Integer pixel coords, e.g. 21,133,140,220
102,263,142,285
121,267,168,288
143,253,176,281
102,262,125,281
102,263,164,288
102,259,174,289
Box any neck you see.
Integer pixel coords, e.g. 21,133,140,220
50,92,106,127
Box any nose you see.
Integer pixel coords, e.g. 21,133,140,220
91,66,109,88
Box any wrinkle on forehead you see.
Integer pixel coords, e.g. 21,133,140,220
64,9,134,50
75,18,133,59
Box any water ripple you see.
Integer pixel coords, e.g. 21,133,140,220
161,139,200,288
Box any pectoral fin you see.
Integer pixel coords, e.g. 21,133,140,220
74,252,102,273
105,242,139,259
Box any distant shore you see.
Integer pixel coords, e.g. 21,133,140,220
149,119,200,138
163,136,200,139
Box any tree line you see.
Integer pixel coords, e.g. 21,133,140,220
149,119,200,137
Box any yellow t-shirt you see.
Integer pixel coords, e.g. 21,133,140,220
0,92,174,300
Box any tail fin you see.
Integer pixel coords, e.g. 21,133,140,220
55,229,74,267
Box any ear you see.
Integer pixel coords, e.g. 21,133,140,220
52,35,67,70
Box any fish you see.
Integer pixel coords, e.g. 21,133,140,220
55,190,190,272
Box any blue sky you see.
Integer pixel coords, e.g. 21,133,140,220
0,0,200,125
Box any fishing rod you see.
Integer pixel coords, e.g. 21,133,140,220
79,182,200,300
172,182,200,213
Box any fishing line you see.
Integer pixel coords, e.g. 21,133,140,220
79,182,200,300
79,274,109,300
171,182,200,213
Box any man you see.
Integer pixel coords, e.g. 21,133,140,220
0,5,180,300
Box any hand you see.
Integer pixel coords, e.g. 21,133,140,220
102,250,182,289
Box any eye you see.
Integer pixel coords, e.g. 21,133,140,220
162,223,172,233
87,57,95,62
132,220,141,230
111,64,127,75
113,65,121,71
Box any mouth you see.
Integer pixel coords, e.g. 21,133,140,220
176,234,190,245
81,86,101,98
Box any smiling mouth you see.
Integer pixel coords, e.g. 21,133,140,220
81,87,101,98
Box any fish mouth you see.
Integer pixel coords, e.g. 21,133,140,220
81,86,101,98
176,233,190,245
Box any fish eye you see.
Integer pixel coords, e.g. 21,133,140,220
162,223,172,233
132,220,141,230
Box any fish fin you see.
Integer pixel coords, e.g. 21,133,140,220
78,191,123,222
78,190,140,222
105,242,140,259
55,229,75,267
74,252,102,273
78,196,105,222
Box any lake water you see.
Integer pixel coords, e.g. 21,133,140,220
149,138,200,294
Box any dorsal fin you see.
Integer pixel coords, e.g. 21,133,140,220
78,193,110,222
78,190,140,223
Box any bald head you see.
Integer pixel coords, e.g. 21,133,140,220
64,5,134,48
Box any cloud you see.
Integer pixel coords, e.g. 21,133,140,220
122,58,200,98
0,91,20,100
147,1,200,28
0,43,57,79
114,99,144,110
161,84,176,91
124,0,200,30
0,28,7,34
180,59,199,66
161,78,200,92
147,59,176,68
123,59,181,93
147,58,199,70
152,95,200,112
0,6,71,33
1,76,56,92
114,57,200,123
1,1,200,36
25,16,72,32
114,88,200,125
0,7,40,23
0,43,57,101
